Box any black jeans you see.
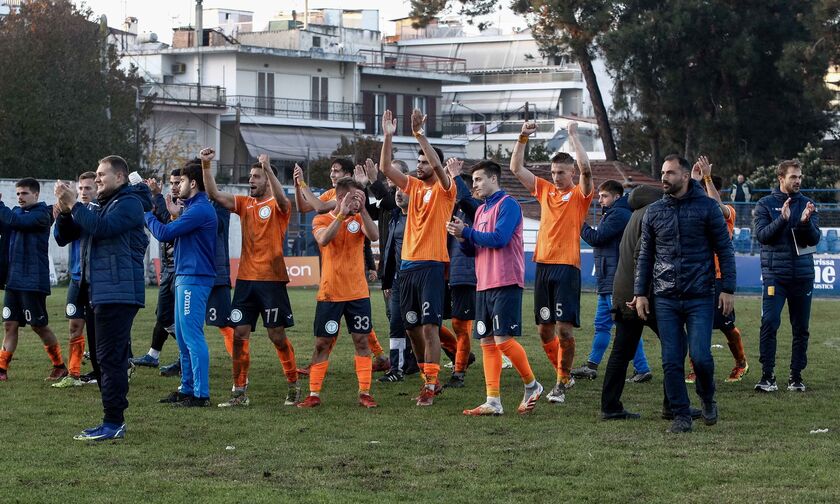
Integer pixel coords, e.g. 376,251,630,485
89,303,139,425
601,312,668,414
759,278,813,376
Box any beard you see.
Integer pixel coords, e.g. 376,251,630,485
663,181,683,195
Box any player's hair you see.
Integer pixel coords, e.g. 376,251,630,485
16,177,39,193
712,175,723,191
663,154,691,172
170,168,181,177
550,152,575,165
181,164,206,192
470,160,502,182
184,157,201,169
99,155,129,178
331,157,355,176
391,159,409,174
418,147,445,163
777,159,802,178
598,179,624,196
334,176,365,196
78,171,96,182
251,161,278,176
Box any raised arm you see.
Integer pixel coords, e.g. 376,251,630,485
412,108,450,191
259,154,290,214
358,192,379,242
568,122,592,196
200,148,235,211
293,164,314,213
695,156,731,219
378,110,408,190
312,195,356,247
510,121,538,194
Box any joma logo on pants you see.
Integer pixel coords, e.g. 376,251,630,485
184,290,191,315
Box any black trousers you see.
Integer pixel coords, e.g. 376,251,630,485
601,312,669,414
85,299,139,425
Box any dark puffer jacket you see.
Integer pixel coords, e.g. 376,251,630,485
55,183,153,307
0,201,54,294
612,185,662,320
754,188,820,281
635,179,736,299
581,194,631,295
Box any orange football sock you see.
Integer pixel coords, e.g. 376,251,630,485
68,335,85,377
724,327,747,366
44,343,64,367
557,337,575,382
219,327,234,357
439,325,457,355
368,330,384,358
423,363,440,386
232,338,250,389
354,355,373,394
481,341,502,398
0,350,12,370
309,361,329,394
273,339,298,383
542,337,560,371
452,318,472,373
498,339,535,384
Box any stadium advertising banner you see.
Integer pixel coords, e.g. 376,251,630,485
524,251,839,297
228,257,321,287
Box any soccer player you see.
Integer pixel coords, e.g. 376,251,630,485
510,120,593,404
686,157,749,383
379,108,456,406
131,169,181,373
754,159,820,392
293,160,390,372
52,172,97,388
448,161,543,416
297,178,380,408
145,163,217,407
202,149,300,407
572,180,651,383
0,178,66,382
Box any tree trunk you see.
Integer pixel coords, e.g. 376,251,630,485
574,45,617,161
650,134,660,176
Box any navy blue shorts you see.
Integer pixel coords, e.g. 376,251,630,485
231,280,294,329
713,279,736,331
314,298,372,338
399,263,445,329
65,279,86,320
450,284,476,321
3,289,48,327
156,268,176,327
534,263,581,327
474,286,523,339
205,285,232,327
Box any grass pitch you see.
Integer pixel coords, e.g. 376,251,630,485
0,287,838,503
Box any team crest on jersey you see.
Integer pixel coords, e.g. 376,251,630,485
476,320,487,336
230,309,243,323
325,320,339,334
346,220,361,233
258,205,272,220
2,307,9,319
66,304,76,317
561,192,572,202
406,311,418,324
539,306,551,321
423,190,432,204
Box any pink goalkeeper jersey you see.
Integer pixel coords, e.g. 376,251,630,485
474,195,525,291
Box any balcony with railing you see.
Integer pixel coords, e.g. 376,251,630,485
227,95,359,123
140,83,227,108
441,119,556,137
357,49,466,74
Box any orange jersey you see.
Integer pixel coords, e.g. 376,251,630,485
312,213,369,301
715,204,736,279
319,188,336,202
400,175,456,263
532,177,593,268
233,195,291,282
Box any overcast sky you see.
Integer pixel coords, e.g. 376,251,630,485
73,0,524,44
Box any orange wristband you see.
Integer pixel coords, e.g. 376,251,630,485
201,159,211,170
518,134,529,144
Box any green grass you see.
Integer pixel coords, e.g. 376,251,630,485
0,287,839,503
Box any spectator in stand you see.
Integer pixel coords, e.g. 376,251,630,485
730,174,753,226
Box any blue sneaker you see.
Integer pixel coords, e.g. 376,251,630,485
73,422,125,441
130,354,159,368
